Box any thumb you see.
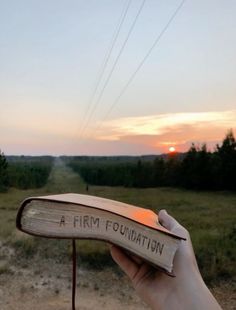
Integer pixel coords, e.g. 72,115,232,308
158,209,180,231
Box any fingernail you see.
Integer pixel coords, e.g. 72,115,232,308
159,209,167,215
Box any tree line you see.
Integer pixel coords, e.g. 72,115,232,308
0,155,54,192
67,130,236,191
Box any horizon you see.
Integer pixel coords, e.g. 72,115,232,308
3,127,234,157
3,132,232,158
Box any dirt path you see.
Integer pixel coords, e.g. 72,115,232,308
0,251,148,310
45,157,87,193
0,255,235,310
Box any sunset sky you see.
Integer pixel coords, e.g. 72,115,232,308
1,0,236,155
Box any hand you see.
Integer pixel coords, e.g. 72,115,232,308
109,210,222,310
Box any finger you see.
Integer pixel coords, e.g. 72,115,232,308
158,209,180,231
129,253,143,265
110,245,139,280
159,210,188,240
108,243,142,265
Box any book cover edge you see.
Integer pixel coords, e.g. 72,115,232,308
16,194,185,240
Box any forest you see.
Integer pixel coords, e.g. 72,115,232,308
66,130,236,191
0,155,53,191
1,130,235,192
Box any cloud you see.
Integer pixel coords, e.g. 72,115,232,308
94,110,236,153
2,109,236,155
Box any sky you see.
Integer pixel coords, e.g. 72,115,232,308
0,0,236,155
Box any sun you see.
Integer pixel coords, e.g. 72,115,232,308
169,146,176,153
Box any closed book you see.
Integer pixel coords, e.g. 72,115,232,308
16,193,184,273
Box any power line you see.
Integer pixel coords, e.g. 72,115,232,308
93,0,186,137
82,0,147,138
79,0,132,137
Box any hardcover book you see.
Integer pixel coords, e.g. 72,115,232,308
16,193,184,273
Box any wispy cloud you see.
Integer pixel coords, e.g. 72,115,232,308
2,110,236,155
97,110,236,139
95,110,236,153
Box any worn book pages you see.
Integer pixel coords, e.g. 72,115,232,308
16,193,184,273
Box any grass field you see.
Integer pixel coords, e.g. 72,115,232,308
0,157,236,284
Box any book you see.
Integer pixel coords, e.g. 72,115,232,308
16,193,184,273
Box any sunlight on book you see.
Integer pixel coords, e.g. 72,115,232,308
16,193,185,273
